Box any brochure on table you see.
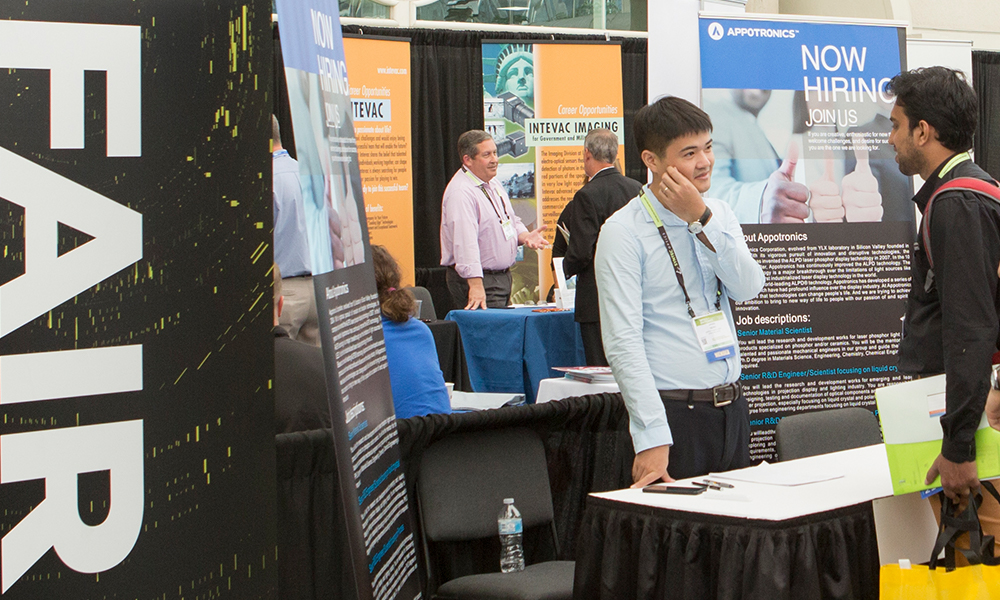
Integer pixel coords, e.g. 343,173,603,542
552,257,576,310
876,374,1000,495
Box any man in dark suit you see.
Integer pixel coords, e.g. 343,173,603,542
273,265,331,433
563,128,643,366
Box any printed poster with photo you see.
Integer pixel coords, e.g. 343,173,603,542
699,17,911,460
276,1,421,598
482,41,624,302
343,35,415,285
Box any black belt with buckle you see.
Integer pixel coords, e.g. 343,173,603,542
482,268,510,275
658,382,741,407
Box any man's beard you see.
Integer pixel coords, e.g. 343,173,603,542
895,149,924,177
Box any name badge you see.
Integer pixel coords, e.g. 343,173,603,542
501,218,517,241
691,311,737,363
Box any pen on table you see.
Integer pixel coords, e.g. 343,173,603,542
699,479,734,489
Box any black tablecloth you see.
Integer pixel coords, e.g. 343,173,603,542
573,497,879,600
275,429,355,600
425,319,472,392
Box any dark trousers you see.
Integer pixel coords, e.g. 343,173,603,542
658,392,751,481
579,321,608,367
445,266,512,309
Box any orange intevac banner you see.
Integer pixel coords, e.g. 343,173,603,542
534,43,624,298
482,41,624,302
343,36,414,284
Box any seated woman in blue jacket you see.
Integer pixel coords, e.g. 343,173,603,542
373,245,452,419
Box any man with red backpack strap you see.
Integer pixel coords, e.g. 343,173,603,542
891,67,1000,505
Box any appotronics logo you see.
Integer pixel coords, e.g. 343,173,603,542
707,22,724,40
725,26,799,39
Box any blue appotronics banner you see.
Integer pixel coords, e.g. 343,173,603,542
700,18,903,93
698,16,913,463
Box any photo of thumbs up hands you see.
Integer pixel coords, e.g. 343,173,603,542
841,145,883,222
761,141,811,223
761,140,884,224
809,157,844,222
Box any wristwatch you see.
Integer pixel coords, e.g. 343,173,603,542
687,207,712,235
992,364,1000,391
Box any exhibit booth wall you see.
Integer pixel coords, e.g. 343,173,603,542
273,26,647,295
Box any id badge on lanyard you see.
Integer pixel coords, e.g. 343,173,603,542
691,311,737,363
501,219,517,240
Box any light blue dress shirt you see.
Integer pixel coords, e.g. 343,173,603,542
595,187,765,453
273,150,312,277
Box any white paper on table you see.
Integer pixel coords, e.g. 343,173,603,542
449,391,524,411
710,461,844,486
552,257,576,310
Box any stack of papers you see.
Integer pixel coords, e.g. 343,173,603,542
553,366,616,384
449,391,525,411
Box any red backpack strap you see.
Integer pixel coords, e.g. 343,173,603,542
922,177,1000,270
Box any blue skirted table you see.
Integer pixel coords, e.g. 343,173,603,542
445,307,585,403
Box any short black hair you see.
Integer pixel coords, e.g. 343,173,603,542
886,67,977,152
634,96,713,157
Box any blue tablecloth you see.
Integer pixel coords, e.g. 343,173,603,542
445,307,586,403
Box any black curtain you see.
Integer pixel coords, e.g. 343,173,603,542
276,429,358,600
275,25,647,270
973,50,1000,179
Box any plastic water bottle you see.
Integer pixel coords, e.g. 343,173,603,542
498,497,525,573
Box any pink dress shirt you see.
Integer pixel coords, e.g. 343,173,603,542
440,167,528,279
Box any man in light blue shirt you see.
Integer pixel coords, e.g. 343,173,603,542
596,97,765,486
273,115,319,345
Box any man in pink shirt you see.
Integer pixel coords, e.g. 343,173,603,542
440,130,548,309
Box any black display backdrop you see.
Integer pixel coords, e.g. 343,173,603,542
974,50,1000,180
0,3,277,598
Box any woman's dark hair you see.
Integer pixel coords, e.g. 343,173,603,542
373,245,415,323
886,67,978,152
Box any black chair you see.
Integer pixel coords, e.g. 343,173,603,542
416,428,574,600
406,285,437,321
775,407,883,461
415,267,456,320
